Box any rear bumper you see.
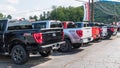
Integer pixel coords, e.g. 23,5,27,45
41,41,65,50
100,33,108,37
80,37,93,43
27,41,65,52
93,34,100,40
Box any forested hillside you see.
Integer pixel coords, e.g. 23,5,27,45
94,1,120,23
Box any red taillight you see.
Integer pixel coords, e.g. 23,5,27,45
33,33,42,44
62,31,64,40
76,30,83,37
110,28,114,32
99,28,103,33
63,22,67,28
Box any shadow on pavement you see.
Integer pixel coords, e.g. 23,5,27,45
52,48,84,56
105,38,113,40
91,40,102,43
81,43,93,47
0,54,52,68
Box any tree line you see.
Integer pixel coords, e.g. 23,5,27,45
94,1,120,23
1,1,120,23
29,6,84,22
29,1,120,23
0,13,12,19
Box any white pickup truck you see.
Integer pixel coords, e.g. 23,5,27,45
75,22,93,42
95,23,108,39
32,20,92,52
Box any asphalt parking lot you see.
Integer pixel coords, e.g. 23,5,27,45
0,33,120,68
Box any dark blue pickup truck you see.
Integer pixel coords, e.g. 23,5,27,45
0,19,64,64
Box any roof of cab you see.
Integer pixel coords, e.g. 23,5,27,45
32,20,61,23
8,20,31,27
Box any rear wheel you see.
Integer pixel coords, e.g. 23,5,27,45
105,34,111,39
11,45,29,65
113,32,117,36
102,36,106,40
39,50,52,57
58,39,72,52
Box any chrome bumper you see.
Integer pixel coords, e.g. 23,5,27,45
41,41,65,50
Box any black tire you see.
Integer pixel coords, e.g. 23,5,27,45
73,43,82,49
105,34,111,39
95,38,101,41
112,32,117,36
106,35,111,39
105,30,112,39
39,50,52,57
58,39,72,52
102,36,106,40
11,45,29,65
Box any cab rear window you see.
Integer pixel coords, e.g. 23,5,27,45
75,23,83,28
33,22,46,29
8,25,32,30
50,22,62,28
7,21,32,30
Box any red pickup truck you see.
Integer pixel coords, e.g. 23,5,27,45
88,23,100,40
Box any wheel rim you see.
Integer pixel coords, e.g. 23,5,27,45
42,51,48,54
12,47,24,63
60,43,69,51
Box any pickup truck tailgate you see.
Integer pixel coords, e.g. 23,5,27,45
21,29,63,45
41,28,63,45
101,26,108,36
81,27,92,38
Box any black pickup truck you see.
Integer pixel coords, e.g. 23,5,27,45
0,20,64,64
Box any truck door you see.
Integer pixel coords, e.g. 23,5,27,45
0,20,6,52
0,32,4,51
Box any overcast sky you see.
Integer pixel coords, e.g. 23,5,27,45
0,0,119,19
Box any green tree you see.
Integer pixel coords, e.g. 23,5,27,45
50,6,84,21
46,11,50,20
39,14,43,20
93,1,120,23
0,13,4,19
29,16,33,19
43,11,46,19
33,15,38,21
7,15,12,19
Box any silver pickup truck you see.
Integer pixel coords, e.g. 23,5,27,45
32,20,92,52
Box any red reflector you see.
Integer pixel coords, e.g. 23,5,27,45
62,31,64,40
99,28,103,33
63,22,67,28
110,28,114,32
76,30,83,37
33,33,42,44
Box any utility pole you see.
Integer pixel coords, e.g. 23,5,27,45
89,0,91,22
91,0,94,22
114,15,117,25
113,2,117,25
